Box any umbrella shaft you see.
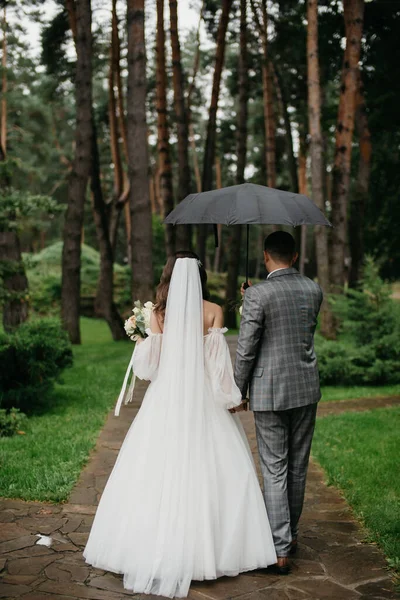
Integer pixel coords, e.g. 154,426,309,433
245,224,250,286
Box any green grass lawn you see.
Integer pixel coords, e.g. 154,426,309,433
313,407,400,574
320,384,400,402
0,318,133,502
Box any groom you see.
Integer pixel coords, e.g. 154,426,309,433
234,231,323,574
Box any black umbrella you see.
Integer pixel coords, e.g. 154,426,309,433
164,183,331,285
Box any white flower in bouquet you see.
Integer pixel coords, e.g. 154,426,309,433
124,300,155,342
124,315,137,337
239,304,243,316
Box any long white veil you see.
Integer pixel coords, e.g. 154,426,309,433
159,257,204,385
127,258,206,597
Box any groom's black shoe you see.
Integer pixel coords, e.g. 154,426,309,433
270,557,290,575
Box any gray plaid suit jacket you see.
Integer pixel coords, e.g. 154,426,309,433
234,268,323,411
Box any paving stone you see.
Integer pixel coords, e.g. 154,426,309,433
69,488,98,506
19,516,67,535
0,509,16,523
321,544,388,585
19,594,78,600
288,542,318,561
355,579,399,599
68,532,89,546
88,574,135,595
61,516,83,534
0,499,32,512
52,541,80,553
38,579,135,599
191,574,281,599
0,522,31,542
29,504,63,515
7,554,59,576
76,516,94,533
4,544,54,559
45,561,90,583
232,589,291,600
311,519,360,535
305,509,353,522
291,558,325,576
0,534,36,554
1,573,45,585
284,587,312,600
283,577,360,599
62,504,97,515
300,535,330,553
0,583,31,597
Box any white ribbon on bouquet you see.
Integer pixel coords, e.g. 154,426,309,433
114,348,137,417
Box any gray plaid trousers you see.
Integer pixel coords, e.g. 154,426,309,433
254,404,317,556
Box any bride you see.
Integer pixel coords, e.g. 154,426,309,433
83,251,276,598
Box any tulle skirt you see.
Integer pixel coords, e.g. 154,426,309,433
83,376,277,598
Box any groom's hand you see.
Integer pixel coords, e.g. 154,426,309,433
229,399,249,413
240,281,252,297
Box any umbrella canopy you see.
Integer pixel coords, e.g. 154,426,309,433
164,183,332,227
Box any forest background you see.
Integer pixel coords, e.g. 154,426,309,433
0,0,399,344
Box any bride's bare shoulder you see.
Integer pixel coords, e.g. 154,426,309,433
203,300,223,328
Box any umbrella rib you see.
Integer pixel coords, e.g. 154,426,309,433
284,194,308,225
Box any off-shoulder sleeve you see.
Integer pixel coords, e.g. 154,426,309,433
132,330,163,381
114,330,162,416
204,328,242,410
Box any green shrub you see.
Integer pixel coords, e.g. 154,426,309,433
0,318,73,412
24,242,132,317
0,408,27,437
317,259,400,386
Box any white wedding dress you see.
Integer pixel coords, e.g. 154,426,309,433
83,258,276,598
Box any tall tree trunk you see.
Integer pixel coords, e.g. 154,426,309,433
260,0,276,189
187,3,204,196
112,0,131,260
307,0,334,337
224,0,247,329
197,0,233,262
251,0,277,254
1,6,6,159
298,128,308,275
169,0,191,250
108,0,126,253
91,118,125,340
157,0,175,257
274,63,298,193
127,0,154,301
213,157,223,272
61,0,92,344
66,0,124,340
349,70,371,287
330,0,364,290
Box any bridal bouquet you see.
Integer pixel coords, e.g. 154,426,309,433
124,301,155,342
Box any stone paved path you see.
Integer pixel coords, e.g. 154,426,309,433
1,338,398,599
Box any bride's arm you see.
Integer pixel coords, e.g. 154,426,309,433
131,310,162,379
150,309,163,334
212,304,224,329
205,329,243,410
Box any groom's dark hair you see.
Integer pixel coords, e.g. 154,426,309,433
264,231,296,263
